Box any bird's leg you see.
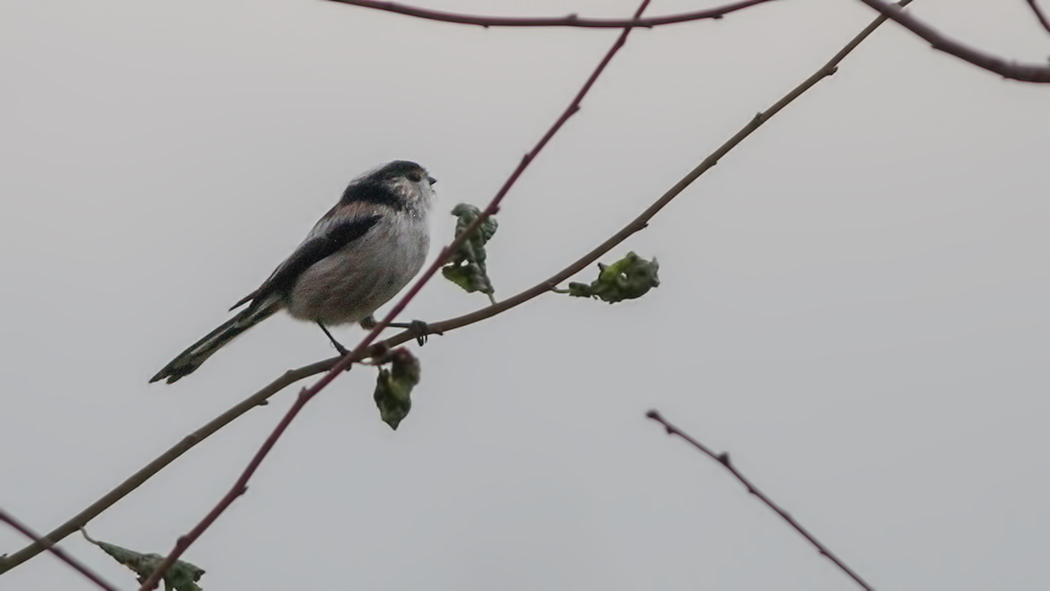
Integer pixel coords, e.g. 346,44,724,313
358,316,439,346
317,321,350,356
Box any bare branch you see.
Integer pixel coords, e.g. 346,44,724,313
1026,0,1050,35
645,411,874,590
325,0,781,28
0,363,325,575
0,2,913,578
134,2,655,589
855,0,1050,82
0,508,120,591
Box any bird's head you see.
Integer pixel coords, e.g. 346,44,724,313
350,160,432,216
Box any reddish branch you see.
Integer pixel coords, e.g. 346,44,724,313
855,0,1050,82
0,508,119,591
135,1,654,589
0,362,324,576
1026,0,1050,35
325,0,780,28
645,411,873,590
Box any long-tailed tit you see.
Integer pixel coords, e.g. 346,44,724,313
150,160,436,384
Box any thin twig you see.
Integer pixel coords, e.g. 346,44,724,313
325,0,780,28
418,0,918,336
645,411,873,590
0,508,120,591
134,2,654,589
854,0,1050,82
0,2,912,577
1025,0,1050,35
0,363,324,575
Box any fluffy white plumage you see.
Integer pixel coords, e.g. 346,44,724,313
151,160,435,384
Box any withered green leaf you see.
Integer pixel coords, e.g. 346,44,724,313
442,203,498,302
566,252,660,303
373,348,422,430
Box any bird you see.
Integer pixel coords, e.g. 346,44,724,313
150,160,436,384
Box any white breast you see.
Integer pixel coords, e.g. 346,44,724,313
285,215,430,325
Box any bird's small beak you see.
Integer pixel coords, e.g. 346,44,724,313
427,176,437,186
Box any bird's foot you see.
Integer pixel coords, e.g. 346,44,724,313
359,316,439,346
393,320,440,346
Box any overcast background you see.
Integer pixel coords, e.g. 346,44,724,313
2,0,1048,589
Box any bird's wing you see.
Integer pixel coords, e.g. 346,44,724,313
231,213,383,313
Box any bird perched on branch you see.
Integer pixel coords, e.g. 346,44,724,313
150,160,436,384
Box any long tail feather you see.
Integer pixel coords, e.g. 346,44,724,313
150,299,281,384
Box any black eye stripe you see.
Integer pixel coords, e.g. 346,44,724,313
341,181,407,211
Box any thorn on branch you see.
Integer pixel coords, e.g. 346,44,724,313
325,0,783,30
624,220,649,234
857,0,1050,82
646,409,874,590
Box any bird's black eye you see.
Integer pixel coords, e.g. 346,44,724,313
427,176,437,186
406,171,423,183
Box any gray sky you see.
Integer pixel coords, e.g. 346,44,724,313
2,0,1048,589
